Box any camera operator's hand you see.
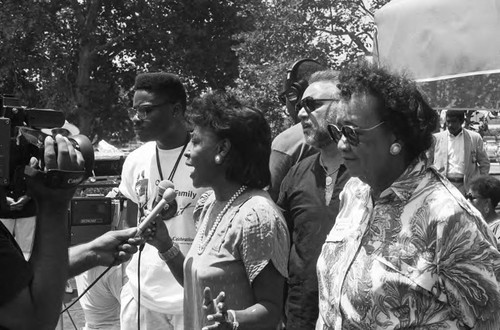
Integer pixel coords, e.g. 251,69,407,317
26,134,85,207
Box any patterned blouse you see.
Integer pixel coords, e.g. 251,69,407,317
317,156,500,330
183,189,289,330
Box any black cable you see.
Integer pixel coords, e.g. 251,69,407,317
60,264,114,314
62,302,78,330
137,243,145,330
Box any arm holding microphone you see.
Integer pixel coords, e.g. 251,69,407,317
131,181,186,286
68,227,140,278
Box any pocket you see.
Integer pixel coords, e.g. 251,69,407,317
374,255,439,300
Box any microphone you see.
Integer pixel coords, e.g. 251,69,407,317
154,180,175,207
136,187,177,236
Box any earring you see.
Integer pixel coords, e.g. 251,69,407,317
390,143,402,156
215,155,222,164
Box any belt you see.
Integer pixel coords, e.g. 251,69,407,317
447,176,464,183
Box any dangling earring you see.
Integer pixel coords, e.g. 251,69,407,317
390,143,402,156
215,155,222,164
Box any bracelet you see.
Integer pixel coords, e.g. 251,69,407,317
157,242,180,262
227,310,238,329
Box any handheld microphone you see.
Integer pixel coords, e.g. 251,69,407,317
136,188,177,236
154,180,175,206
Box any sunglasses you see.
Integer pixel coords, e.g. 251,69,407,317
465,193,481,202
327,121,385,146
128,100,171,120
297,96,337,114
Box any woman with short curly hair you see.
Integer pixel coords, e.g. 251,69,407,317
143,91,289,330
319,60,500,329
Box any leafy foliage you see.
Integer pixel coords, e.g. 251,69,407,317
233,0,390,137
1,0,254,142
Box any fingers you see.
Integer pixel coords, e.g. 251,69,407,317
44,135,57,170
43,134,84,171
112,227,138,241
118,242,139,255
203,287,213,307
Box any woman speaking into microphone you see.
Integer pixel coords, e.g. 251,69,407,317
141,91,289,330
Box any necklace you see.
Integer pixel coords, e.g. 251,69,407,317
197,185,247,254
155,133,190,183
323,165,340,186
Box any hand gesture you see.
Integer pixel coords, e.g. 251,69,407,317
202,287,235,330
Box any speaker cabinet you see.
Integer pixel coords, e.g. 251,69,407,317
69,197,112,246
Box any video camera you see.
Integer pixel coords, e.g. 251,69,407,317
0,95,94,206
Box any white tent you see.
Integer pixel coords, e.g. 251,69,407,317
374,0,500,82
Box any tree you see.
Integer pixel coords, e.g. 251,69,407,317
232,0,390,137
1,0,254,141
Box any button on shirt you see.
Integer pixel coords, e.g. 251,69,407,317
447,130,465,176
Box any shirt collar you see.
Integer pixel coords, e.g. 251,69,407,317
447,129,463,138
379,153,429,202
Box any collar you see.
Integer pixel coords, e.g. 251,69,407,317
447,129,463,138
379,154,429,202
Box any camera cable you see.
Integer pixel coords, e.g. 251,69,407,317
60,263,114,314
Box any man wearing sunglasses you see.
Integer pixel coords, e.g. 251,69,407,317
268,59,325,202
277,70,350,330
433,109,490,194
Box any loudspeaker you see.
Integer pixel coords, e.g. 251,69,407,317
69,197,112,246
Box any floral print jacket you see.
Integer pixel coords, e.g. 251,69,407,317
317,156,500,330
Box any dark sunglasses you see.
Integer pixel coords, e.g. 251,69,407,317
327,122,385,146
297,96,337,114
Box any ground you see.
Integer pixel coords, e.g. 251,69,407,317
57,278,86,330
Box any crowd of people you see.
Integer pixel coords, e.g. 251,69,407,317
2,58,500,330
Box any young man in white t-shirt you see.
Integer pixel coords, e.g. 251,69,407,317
118,72,206,330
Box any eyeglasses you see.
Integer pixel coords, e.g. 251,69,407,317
327,121,385,146
127,101,170,120
297,96,337,114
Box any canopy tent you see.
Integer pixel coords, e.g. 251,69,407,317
374,0,500,82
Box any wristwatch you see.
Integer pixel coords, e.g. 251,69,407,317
158,242,180,262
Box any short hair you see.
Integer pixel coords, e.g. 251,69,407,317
469,175,500,208
446,110,465,121
134,72,187,112
338,60,438,162
187,91,271,189
308,69,340,84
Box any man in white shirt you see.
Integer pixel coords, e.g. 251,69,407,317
433,110,490,194
119,72,206,329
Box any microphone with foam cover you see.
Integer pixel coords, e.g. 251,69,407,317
136,187,177,236
154,180,175,207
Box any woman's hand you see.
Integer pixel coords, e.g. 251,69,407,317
202,287,236,330
139,213,174,252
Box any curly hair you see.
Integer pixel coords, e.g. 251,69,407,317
469,175,500,208
187,91,271,189
134,72,187,112
338,60,438,162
